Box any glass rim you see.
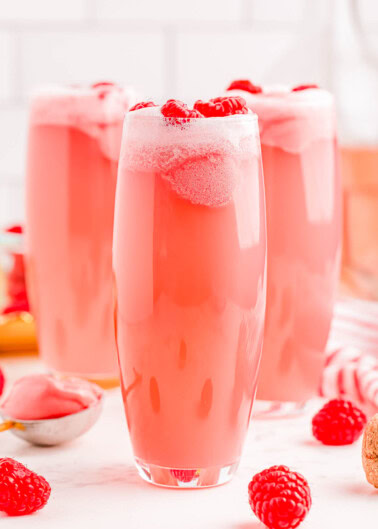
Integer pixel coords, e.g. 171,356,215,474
125,109,259,125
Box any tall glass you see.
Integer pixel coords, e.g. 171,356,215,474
25,83,136,384
228,85,341,413
113,105,266,487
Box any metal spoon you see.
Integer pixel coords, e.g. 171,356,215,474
0,393,103,446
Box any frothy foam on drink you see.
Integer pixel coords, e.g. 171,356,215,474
29,84,139,160
121,107,260,207
227,86,336,153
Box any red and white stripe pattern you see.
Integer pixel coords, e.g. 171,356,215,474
328,298,378,357
323,298,378,414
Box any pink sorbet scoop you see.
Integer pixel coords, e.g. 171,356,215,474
0,374,103,420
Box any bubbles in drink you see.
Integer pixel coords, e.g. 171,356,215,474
122,107,259,207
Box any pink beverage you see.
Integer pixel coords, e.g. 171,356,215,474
26,84,136,383
341,146,378,299
227,83,341,408
113,100,266,487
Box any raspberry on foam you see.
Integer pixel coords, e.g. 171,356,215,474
129,101,157,112
91,81,115,89
226,79,263,94
0,458,51,516
312,398,367,445
91,81,118,100
193,96,248,117
248,465,311,529
292,84,319,92
161,99,203,119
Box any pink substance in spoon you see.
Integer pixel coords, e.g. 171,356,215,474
1,374,103,420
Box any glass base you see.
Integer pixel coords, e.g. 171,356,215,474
134,458,239,488
252,399,308,419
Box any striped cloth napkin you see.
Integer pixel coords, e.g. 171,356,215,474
322,298,378,414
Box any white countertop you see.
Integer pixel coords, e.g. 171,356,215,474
0,355,376,528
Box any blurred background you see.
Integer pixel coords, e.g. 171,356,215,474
0,0,377,227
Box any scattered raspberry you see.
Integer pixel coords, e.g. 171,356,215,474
161,99,203,119
170,469,199,482
312,399,367,445
2,300,29,315
193,96,248,117
91,81,115,89
6,225,23,234
129,101,157,112
0,367,4,397
6,279,26,299
227,79,262,94
3,225,29,311
91,81,116,99
292,84,319,92
248,465,311,529
0,458,51,516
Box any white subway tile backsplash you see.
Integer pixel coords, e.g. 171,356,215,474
0,106,28,179
0,0,365,228
177,29,329,102
358,0,378,25
0,33,13,100
0,0,86,22
96,0,241,23
0,182,25,227
19,31,165,99
252,0,305,23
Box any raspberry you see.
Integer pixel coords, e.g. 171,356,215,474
2,300,29,315
227,79,262,94
91,81,117,99
248,465,311,529
312,399,367,445
0,458,51,516
129,101,157,112
170,469,199,483
91,81,114,89
0,367,4,397
161,99,203,119
292,84,319,92
193,96,248,117
6,225,23,234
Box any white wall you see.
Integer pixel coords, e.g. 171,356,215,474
0,0,377,226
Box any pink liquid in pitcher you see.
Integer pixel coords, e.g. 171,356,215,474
228,84,341,404
26,84,136,381
113,104,266,486
341,146,378,299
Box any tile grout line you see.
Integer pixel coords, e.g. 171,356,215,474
0,177,24,185
9,30,24,106
327,0,337,94
240,0,254,29
0,19,320,33
84,0,98,23
163,27,178,99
